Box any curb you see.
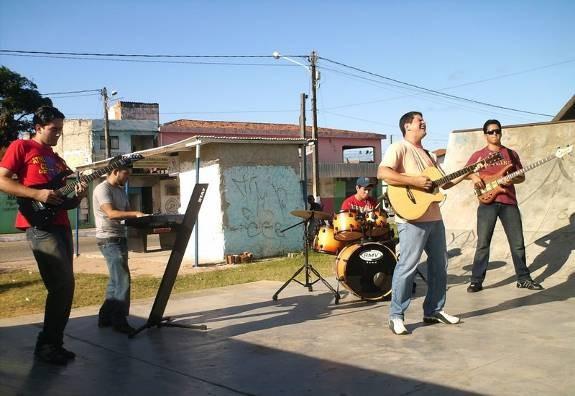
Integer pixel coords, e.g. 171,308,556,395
0,228,97,242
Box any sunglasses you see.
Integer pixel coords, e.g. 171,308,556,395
485,129,501,135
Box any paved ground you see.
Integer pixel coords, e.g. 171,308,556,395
0,250,573,396
0,234,207,277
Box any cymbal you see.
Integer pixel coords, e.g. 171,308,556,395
290,209,331,220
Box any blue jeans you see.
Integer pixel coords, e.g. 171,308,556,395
471,203,531,283
390,221,448,320
97,238,130,309
26,226,75,346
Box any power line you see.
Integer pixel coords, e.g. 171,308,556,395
319,58,575,113
0,49,308,59
7,48,557,122
42,89,101,95
2,53,299,66
49,93,101,99
318,65,538,123
319,56,554,118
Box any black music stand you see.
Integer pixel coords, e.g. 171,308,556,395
272,212,340,304
130,184,208,338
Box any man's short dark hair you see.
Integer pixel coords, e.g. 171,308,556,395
399,111,422,136
107,156,131,175
33,106,65,127
482,119,501,134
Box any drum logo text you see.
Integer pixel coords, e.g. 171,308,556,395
359,250,384,261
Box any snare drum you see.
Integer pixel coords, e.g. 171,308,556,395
312,226,346,255
333,210,362,241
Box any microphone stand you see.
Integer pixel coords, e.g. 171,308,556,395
272,212,340,304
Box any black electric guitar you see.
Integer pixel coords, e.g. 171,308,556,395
17,153,143,228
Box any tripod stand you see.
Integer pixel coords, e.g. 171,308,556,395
272,212,340,304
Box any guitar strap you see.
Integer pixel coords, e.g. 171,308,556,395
505,147,520,171
423,148,446,177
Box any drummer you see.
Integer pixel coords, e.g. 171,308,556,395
341,177,378,212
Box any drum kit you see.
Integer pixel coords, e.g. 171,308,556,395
272,205,399,304
317,208,397,301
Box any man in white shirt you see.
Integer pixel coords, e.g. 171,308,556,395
378,111,465,335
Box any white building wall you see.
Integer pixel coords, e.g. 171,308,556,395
179,163,225,263
159,179,180,214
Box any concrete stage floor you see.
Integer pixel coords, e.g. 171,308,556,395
1,256,574,396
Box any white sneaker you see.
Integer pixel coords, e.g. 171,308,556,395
388,318,409,335
423,311,461,325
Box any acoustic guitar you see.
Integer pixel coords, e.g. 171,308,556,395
387,152,502,220
475,145,573,204
17,153,143,228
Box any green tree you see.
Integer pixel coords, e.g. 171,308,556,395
0,66,52,148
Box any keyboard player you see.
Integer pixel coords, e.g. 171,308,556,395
93,159,145,335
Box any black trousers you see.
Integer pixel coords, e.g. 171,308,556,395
26,226,75,346
471,203,531,283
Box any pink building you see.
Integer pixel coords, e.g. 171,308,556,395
160,120,386,212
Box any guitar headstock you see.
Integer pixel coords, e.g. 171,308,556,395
491,159,511,167
483,151,504,165
471,151,504,172
117,153,144,166
554,145,573,159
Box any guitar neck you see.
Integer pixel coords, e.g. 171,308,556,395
57,164,118,196
433,161,485,187
500,154,556,182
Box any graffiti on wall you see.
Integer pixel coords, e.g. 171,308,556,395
224,166,302,257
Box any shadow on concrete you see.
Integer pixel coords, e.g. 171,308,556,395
461,261,506,274
447,247,462,259
165,293,381,339
460,271,575,321
0,305,481,396
530,213,575,284
482,212,574,290
0,279,43,294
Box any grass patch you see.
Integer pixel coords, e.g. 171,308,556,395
0,252,337,319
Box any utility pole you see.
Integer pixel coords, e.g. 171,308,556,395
101,87,111,159
300,93,308,208
309,50,320,200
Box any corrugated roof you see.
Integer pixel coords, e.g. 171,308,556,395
319,163,379,178
75,135,307,171
161,119,385,140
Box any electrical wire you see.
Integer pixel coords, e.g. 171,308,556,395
41,89,101,95
1,53,300,66
0,49,310,58
319,56,554,118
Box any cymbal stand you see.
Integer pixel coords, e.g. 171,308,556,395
272,213,340,304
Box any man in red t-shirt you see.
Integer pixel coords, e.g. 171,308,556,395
0,106,87,365
465,119,543,293
341,177,378,212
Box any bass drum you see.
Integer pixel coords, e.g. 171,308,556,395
335,242,397,300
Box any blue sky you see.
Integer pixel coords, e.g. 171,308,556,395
1,0,574,150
